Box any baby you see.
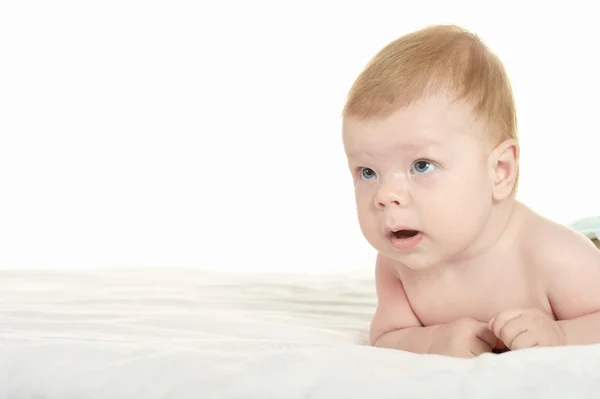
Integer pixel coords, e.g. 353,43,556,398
342,24,600,358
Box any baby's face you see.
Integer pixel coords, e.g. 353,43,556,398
342,94,496,269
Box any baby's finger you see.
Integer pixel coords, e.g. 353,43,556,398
491,309,523,339
499,317,529,349
510,330,540,350
495,339,507,351
456,348,478,358
470,335,494,356
476,324,498,348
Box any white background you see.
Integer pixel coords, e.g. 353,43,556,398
1,1,598,272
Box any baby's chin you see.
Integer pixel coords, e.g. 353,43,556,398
393,255,441,271
364,233,446,269
377,246,444,271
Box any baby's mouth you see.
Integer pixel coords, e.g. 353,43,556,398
388,228,423,250
392,229,420,239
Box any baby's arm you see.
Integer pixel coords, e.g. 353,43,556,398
369,254,466,353
545,231,600,345
371,253,498,356
369,252,438,352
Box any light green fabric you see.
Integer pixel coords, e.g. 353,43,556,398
569,216,600,239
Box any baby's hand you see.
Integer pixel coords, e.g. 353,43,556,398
429,317,498,358
489,308,566,350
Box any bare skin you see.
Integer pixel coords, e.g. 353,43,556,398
370,204,600,357
342,93,600,358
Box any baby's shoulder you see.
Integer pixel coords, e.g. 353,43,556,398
520,211,600,275
518,211,600,319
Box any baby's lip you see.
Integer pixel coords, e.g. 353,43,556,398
386,225,418,234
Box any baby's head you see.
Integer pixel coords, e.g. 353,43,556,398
342,24,519,269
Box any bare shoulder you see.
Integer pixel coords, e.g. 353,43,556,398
523,211,600,271
522,210,600,319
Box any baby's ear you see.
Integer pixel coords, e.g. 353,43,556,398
489,138,519,200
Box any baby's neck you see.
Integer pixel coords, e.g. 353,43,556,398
445,198,525,270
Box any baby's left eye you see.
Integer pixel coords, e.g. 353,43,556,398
411,160,437,174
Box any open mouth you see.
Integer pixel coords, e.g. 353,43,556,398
389,228,423,250
392,229,420,239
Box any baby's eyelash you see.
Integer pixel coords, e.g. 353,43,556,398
415,158,441,167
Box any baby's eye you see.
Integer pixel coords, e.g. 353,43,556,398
360,168,377,180
411,160,437,175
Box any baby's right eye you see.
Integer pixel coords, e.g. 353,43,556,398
360,168,377,180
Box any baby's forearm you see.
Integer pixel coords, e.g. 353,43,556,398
558,310,600,346
372,325,441,354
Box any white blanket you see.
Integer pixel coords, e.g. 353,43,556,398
1,268,599,398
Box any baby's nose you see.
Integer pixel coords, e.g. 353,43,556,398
377,198,401,208
375,188,410,209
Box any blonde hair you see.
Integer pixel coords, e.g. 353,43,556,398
343,24,519,190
